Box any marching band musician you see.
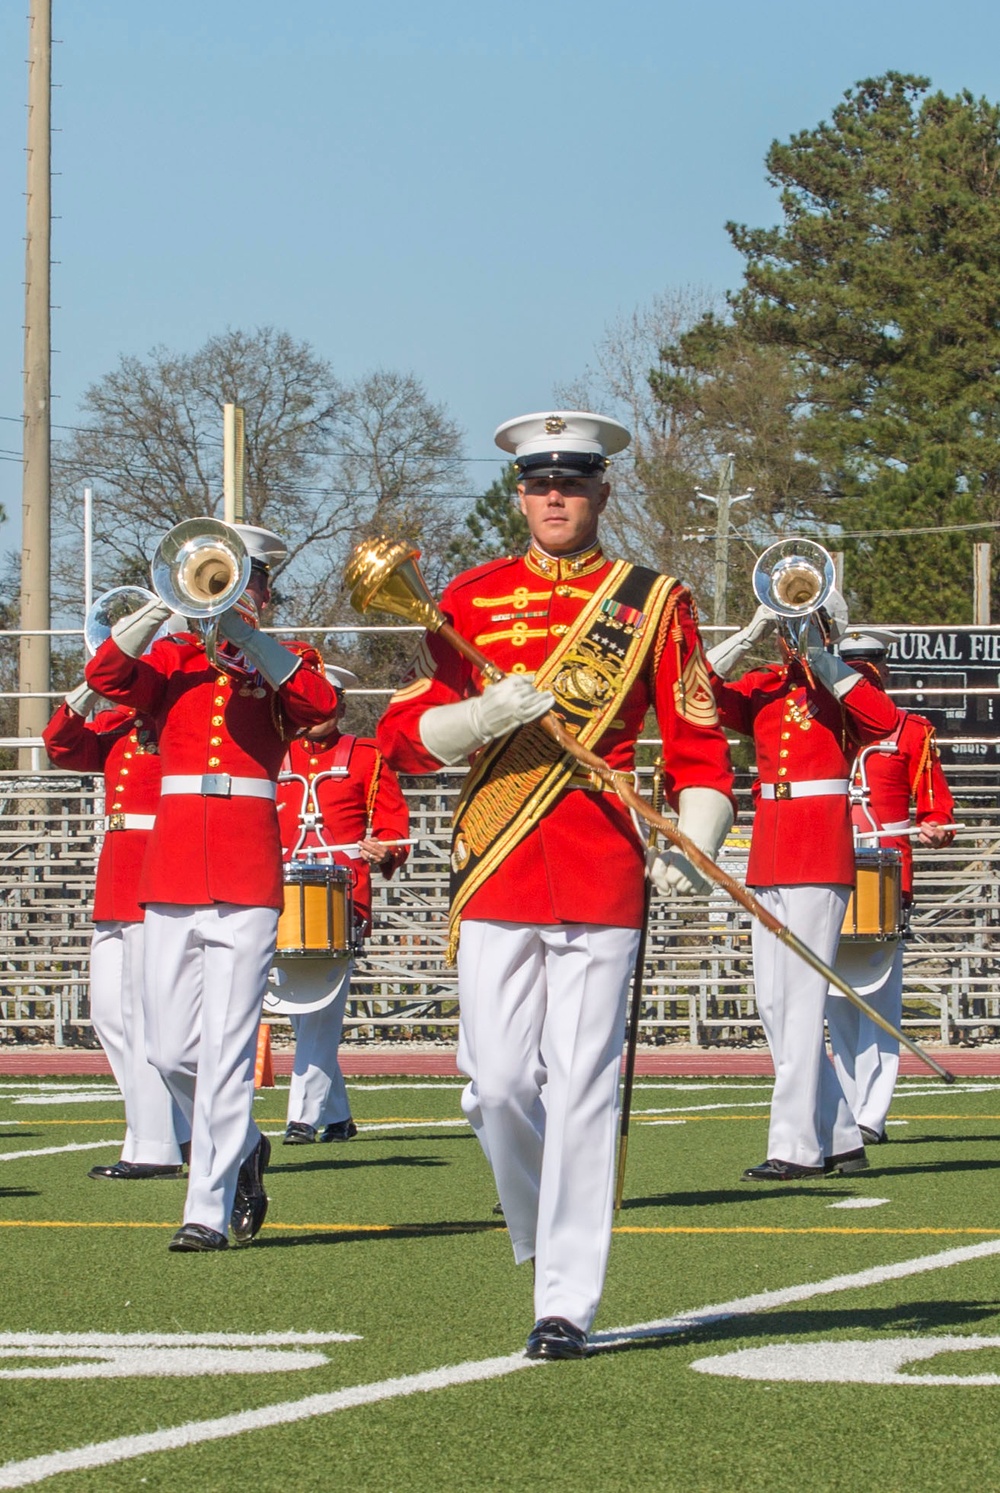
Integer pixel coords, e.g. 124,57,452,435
706,595,900,1181
825,627,956,1145
377,411,735,1359
43,683,189,1179
277,664,409,1145
86,523,338,1252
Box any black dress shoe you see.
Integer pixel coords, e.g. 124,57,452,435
525,1317,588,1360
168,1222,228,1252
859,1125,887,1146
283,1122,317,1145
230,1134,271,1246
318,1119,358,1143
88,1160,184,1181
742,1158,826,1181
825,1147,870,1175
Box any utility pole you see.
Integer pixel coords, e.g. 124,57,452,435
19,0,52,771
695,454,753,627
974,542,991,625
222,404,246,524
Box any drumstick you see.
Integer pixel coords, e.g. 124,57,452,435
854,824,966,841
290,838,417,858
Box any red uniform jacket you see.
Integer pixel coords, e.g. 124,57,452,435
849,694,955,900
86,634,338,909
276,732,409,930
377,544,735,929
711,655,900,888
42,703,161,924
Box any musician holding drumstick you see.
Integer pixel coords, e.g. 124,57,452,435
86,523,338,1252
276,665,409,1145
706,583,900,1181
825,627,956,1145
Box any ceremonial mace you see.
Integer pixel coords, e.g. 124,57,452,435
345,537,955,1086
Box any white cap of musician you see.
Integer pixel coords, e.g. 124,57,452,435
494,410,631,479
232,524,288,570
838,625,898,658
325,664,359,693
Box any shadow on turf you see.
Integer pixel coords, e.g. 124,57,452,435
0,1187,39,1198
252,1218,505,1249
274,1153,450,1175
590,1298,1000,1357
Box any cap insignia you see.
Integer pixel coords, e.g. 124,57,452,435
544,416,568,435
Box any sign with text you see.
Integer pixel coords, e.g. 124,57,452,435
886,627,1000,763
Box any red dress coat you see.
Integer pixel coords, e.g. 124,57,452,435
851,709,956,901
276,733,409,930
42,703,162,923
86,634,338,909
377,544,735,929
711,656,900,888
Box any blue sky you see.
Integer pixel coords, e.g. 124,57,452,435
1,0,999,555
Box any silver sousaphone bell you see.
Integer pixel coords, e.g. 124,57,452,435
84,585,159,657
752,538,837,656
150,517,251,667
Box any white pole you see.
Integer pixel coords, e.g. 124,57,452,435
83,485,93,616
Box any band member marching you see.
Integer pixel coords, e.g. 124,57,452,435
377,411,735,1358
706,584,900,1181
86,522,338,1251
276,665,410,1145
43,679,189,1178
825,626,956,1143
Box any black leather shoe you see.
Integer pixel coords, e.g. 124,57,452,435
525,1317,588,1360
318,1119,358,1142
88,1160,184,1181
859,1125,887,1146
742,1158,826,1181
230,1134,271,1245
283,1122,317,1145
825,1147,870,1175
168,1222,228,1252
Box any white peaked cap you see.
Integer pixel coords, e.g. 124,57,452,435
495,410,631,474
232,524,288,568
823,587,849,642
838,626,898,657
325,664,359,691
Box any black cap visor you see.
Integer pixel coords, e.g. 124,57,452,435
514,450,608,480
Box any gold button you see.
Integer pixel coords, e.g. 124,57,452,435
781,732,790,740
211,715,223,726
779,749,789,758
119,768,128,776
124,751,133,759
551,623,569,636
216,675,227,686
309,758,319,766
214,695,225,706
778,767,788,776
111,801,122,810
555,584,571,597
208,756,220,767
210,735,222,746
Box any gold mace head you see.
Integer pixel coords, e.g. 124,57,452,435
343,536,445,632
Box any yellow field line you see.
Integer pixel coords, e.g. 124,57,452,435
0,1219,998,1238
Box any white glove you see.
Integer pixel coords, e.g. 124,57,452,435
705,604,777,679
807,647,860,699
418,674,555,766
646,786,734,897
65,681,100,717
110,599,173,660
216,607,301,688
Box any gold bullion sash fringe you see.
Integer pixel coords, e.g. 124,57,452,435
446,561,678,960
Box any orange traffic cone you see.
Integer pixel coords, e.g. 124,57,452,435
254,1022,275,1088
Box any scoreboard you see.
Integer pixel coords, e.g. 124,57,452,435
886,626,1000,764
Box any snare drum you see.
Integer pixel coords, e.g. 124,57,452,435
276,862,355,957
841,848,904,940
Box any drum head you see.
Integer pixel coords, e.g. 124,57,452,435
263,956,353,1016
833,938,899,998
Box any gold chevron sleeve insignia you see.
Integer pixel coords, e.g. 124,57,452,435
389,676,433,705
675,645,719,726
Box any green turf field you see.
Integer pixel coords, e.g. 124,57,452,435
1,1071,999,1491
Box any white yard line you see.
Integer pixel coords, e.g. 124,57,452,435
3,1238,999,1487
0,1141,118,1164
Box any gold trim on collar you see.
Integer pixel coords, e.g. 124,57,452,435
525,544,605,580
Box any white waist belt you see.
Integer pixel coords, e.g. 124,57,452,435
760,778,850,800
103,813,156,831
160,774,277,801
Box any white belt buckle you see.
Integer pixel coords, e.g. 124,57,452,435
202,773,232,796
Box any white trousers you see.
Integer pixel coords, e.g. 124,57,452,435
143,903,278,1235
750,885,861,1167
457,919,639,1334
285,960,355,1128
826,941,903,1136
90,922,187,1165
